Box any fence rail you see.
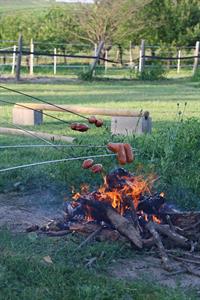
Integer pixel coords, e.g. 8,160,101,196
0,37,199,79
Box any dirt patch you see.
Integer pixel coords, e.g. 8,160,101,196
0,76,79,84
0,190,63,231
109,256,200,292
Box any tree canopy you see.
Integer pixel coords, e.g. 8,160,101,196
0,0,200,48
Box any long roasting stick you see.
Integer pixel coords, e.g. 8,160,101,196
0,153,115,173
0,98,71,126
0,85,88,120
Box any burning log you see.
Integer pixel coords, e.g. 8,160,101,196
138,193,165,214
81,198,143,249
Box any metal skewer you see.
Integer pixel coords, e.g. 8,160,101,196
0,153,115,173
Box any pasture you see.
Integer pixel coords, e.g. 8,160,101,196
0,78,200,299
0,0,55,13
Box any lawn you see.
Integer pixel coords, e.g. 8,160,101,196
0,78,200,299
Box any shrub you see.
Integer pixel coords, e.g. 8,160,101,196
78,69,93,81
137,61,166,81
135,118,200,210
191,68,200,81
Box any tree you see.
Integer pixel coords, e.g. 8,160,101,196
73,0,150,47
133,0,200,47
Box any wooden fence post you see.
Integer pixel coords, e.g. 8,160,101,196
129,41,133,67
90,41,104,76
177,49,181,74
193,41,200,75
139,39,145,73
30,39,34,75
15,33,23,81
94,43,97,56
105,50,108,74
54,48,57,75
11,45,16,75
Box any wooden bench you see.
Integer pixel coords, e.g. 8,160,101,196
13,103,152,135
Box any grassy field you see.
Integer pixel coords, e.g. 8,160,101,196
0,78,200,196
0,78,200,299
0,0,55,13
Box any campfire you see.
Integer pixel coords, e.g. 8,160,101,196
28,165,200,276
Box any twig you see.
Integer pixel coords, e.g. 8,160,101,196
85,257,97,268
183,263,200,278
183,220,200,231
169,254,200,266
166,215,176,232
75,226,102,251
146,221,173,272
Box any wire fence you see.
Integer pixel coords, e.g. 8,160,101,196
0,39,199,79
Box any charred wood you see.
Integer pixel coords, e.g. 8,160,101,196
81,198,143,249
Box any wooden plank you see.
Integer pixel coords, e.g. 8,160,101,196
14,103,146,117
0,127,74,143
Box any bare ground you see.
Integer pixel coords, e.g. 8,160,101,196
109,256,200,292
0,190,63,231
1,190,200,293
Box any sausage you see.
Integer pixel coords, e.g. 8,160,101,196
107,143,120,153
88,116,97,124
70,123,77,130
117,144,127,165
95,119,103,127
90,164,103,173
124,143,134,163
82,159,94,169
70,123,89,132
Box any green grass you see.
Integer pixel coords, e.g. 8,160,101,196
0,230,197,300
0,0,55,13
0,78,200,298
0,79,200,190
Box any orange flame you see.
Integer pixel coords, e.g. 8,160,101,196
72,173,162,224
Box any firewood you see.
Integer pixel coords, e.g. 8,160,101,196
166,215,176,232
81,198,143,249
169,254,200,266
69,223,100,234
182,264,200,278
96,229,124,242
146,221,173,271
153,223,189,248
46,230,70,237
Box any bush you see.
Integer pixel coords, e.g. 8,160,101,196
191,68,200,81
78,69,93,81
137,62,166,81
135,118,200,210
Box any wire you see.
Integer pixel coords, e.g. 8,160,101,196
0,144,107,150
0,143,138,151
0,49,126,65
0,153,115,173
0,85,89,121
0,98,72,126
